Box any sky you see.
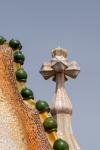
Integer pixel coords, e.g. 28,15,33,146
0,0,100,149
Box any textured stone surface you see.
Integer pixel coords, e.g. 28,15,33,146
0,44,52,150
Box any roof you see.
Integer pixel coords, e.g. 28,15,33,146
0,36,80,150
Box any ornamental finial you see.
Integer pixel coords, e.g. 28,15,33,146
40,47,80,150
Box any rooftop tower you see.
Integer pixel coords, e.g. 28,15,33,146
40,47,80,150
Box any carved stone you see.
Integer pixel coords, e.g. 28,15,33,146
40,47,80,150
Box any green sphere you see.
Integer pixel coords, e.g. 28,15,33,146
43,117,57,132
0,36,6,45
9,39,22,50
53,139,69,150
36,100,50,112
13,51,25,65
21,87,34,99
16,68,27,82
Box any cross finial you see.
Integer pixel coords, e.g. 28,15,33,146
40,47,80,81
40,47,80,150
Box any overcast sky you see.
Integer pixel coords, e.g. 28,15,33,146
0,0,100,150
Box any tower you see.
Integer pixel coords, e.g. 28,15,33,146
40,47,80,150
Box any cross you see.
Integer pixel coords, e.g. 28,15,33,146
40,47,80,150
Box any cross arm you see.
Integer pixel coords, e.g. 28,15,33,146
65,61,80,79
40,62,55,80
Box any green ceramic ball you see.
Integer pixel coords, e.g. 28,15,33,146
13,51,25,65
0,36,6,45
16,68,27,82
36,100,50,112
53,139,69,150
43,117,57,132
9,39,22,50
21,87,34,99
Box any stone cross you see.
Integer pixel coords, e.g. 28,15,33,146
40,47,80,150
